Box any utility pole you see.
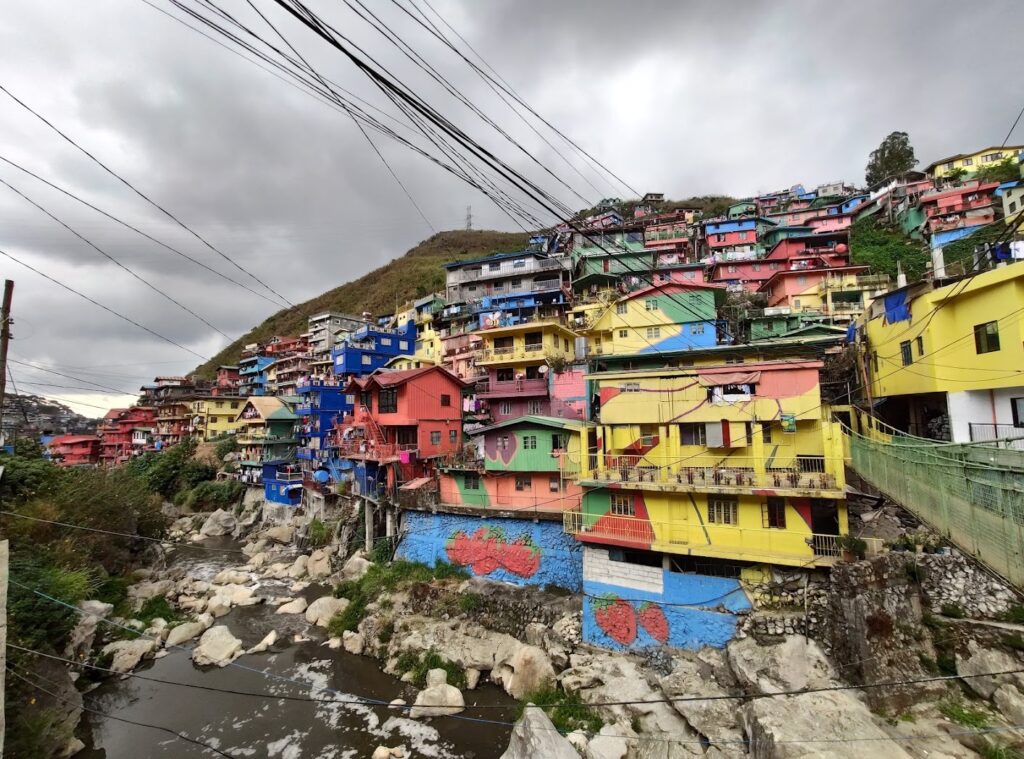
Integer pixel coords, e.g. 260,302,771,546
465,205,472,231
0,280,13,447
0,537,7,757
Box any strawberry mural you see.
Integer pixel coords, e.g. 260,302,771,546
637,602,669,643
592,594,637,645
444,527,542,578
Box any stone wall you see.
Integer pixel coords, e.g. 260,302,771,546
397,511,583,591
915,551,1020,618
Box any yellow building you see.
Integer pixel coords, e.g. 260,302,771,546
475,320,577,368
1003,185,1024,224
862,261,1024,443
190,397,247,441
565,359,852,568
925,146,1024,180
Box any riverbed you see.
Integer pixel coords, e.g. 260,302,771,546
76,537,516,758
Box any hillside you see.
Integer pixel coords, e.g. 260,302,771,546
194,229,529,376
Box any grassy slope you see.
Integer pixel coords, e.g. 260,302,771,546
194,229,529,377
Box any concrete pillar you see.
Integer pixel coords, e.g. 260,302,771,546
0,539,8,756
364,499,374,553
751,422,767,486
385,507,396,538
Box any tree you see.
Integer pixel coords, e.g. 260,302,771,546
866,131,918,186
945,167,969,185
976,158,1020,184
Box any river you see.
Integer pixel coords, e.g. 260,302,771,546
76,537,516,758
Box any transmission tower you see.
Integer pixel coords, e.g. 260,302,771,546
465,205,472,230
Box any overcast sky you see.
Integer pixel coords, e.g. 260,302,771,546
1,0,1021,416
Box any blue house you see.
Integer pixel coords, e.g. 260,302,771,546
331,320,416,377
295,381,352,465
239,355,273,396
262,460,302,506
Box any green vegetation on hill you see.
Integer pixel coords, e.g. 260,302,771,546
194,229,529,377
849,217,930,281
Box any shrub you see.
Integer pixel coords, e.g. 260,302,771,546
939,700,990,729
458,593,482,613
7,557,95,651
177,480,244,512
1002,634,1024,652
306,518,330,548
411,650,466,689
940,603,966,619
327,601,367,637
377,619,395,645
136,595,182,627
516,686,604,734
978,743,1024,759
1001,605,1024,624
395,651,420,674
214,436,239,462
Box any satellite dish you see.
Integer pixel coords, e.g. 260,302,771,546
313,470,329,483
538,365,549,374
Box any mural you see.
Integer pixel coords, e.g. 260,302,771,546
397,511,582,590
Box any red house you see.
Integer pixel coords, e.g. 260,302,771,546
48,435,101,467
212,365,241,396
334,366,466,463
98,407,157,466
919,181,1000,236
709,232,851,292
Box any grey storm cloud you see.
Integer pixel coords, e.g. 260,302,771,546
0,0,1022,414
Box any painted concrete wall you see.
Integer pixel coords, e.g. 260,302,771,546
397,511,583,590
581,547,749,651
946,387,1024,442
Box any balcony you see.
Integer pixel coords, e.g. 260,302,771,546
335,441,418,461
475,378,549,399
572,454,845,496
818,274,891,293
969,423,1024,451
562,510,882,567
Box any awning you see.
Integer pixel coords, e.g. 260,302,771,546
400,477,433,491
697,371,762,387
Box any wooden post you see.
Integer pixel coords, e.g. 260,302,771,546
0,280,14,445
364,499,373,553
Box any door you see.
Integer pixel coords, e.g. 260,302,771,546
810,499,839,556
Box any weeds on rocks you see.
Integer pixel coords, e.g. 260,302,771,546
939,699,990,729
516,686,603,734
393,649,466,689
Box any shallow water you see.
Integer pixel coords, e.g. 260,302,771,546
77,538,516,758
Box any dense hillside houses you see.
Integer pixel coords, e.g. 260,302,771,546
96,150,1024,650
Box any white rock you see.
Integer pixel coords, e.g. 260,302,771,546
247,552,268,569
409,668,465,719
305,596,350,627
101,639,157,673
165,621,209,648
286,554,310,579
213,569,250,585
199,509,237,537
325,637,343,649
585,724,630,759
192,626,243,667
246,630,278,655
341,553,372,581
727,635,836,694
957,640,1020,698
79,600,114,618
388,698,407,709
499,705,577,759
372,748,392,759
566,730,589,753
127,579,174,607
306,549,332,580
262,524,294,544
206,598,231,618
241,538,267,556
342,631,364,655
289,581,310,593
494,645,555,700
465,668,481,690
59,737,86,757
275,597,308,615
994,684,1024,724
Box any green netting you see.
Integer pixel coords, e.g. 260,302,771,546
848,432,1024,588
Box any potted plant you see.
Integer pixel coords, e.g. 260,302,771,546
838,535,868,562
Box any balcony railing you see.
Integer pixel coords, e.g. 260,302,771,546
478,347,573,364
563,510,882,564
475,378,549,398
570,454,844,493
969,423,1024,450
335,441,418,460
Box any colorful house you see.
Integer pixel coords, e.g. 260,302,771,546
331,320,417,377
919,181,1001,252
212,365,240,396
759,265,889,320
862,262,1024,443
47,435,101,467
238,353,273,397
190,397,247,441
924,146,1024,180
235,397,298,482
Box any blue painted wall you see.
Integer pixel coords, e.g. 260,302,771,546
582,571,749,651
332,321,416,376
397,511,582,591
638,320,720,352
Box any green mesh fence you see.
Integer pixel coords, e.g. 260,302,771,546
848,432,1024,589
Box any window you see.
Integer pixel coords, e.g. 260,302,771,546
900,341,913,366
692,323,704,335
680,422,706,446
982,152,1003,163
515,476,531,491
1011,397,1024,428
467,285,477,293
361,354,372,366
645,298,659,311
793,298,801,308
708,496,738,525
646,327,661,339
916,336,924,356
620,382,641,392
440,394,451,407
752,263,761,271
551,433,565,451
611,493,634,516
488,262,501,270
619,329,628,338
379,387,398,413
769,262,781,270
764,497,786,529
728,265,738,273
564,339,570,351
498,435,511,450
762,422,773,443
616,303,627,314
499,402,512,415
527,400,542,414
1012,201,1019,213
974,321,1000,354
944,161,954,170
523,435,538,449
380,337,392,346
400,341,409,350
963,157,973,166
496,368,514,382
510,278,522,288
465,473,480,489
449,429,458,443
430,431,441,445
640,425,657,447
549,476,560,493
513,258,526,268
360,390,372,411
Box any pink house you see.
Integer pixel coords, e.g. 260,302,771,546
758,265,869,310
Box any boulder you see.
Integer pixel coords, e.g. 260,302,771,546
727,635,836,694
465,668,481,690
585,723,631,759
199,509,237,537
59,737,86,758
65,600,114,659
341,553,372,581
290,581,310,593
165,620,209,648
371,748,405,759
210,584,257,607
994,684,1024,724
101,639,157,673
212,569,250,585
262,524,295,544
494,645,555,700
957,640,1021,698
305,596,349,627
143,618,169,641
286,554,309,579
246,630,278,655
660,658,741,740
127,579,174,607
392,617,522,673
276,597,308,615
306,549,332,580
499,704,577,759
80,599,115,618
389,698,406,709
206,598,231,618
192,626,243,667
241,538,267,556
343,631,364,655
742,691,912,758
408,669,465,719
247,552,268,569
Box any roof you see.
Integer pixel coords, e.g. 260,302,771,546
102,408,128,420
443,250,545,270
473,415,585,435
235,396,286,421
266,407,298,421
924,146,1024,173
347,365,468,391
620,280,725,304
49,435,99,445
591,358,824,381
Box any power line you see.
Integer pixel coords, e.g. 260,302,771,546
1002,100,1024,147
9,358,143,395
0,82,294,309
0,248,209,361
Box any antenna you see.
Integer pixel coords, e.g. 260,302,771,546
465,205,473,230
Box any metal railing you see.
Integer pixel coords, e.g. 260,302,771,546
562,510,882,563
475,378,549,397
969,423,1024,450
335,441,418,459
569,453,844,492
